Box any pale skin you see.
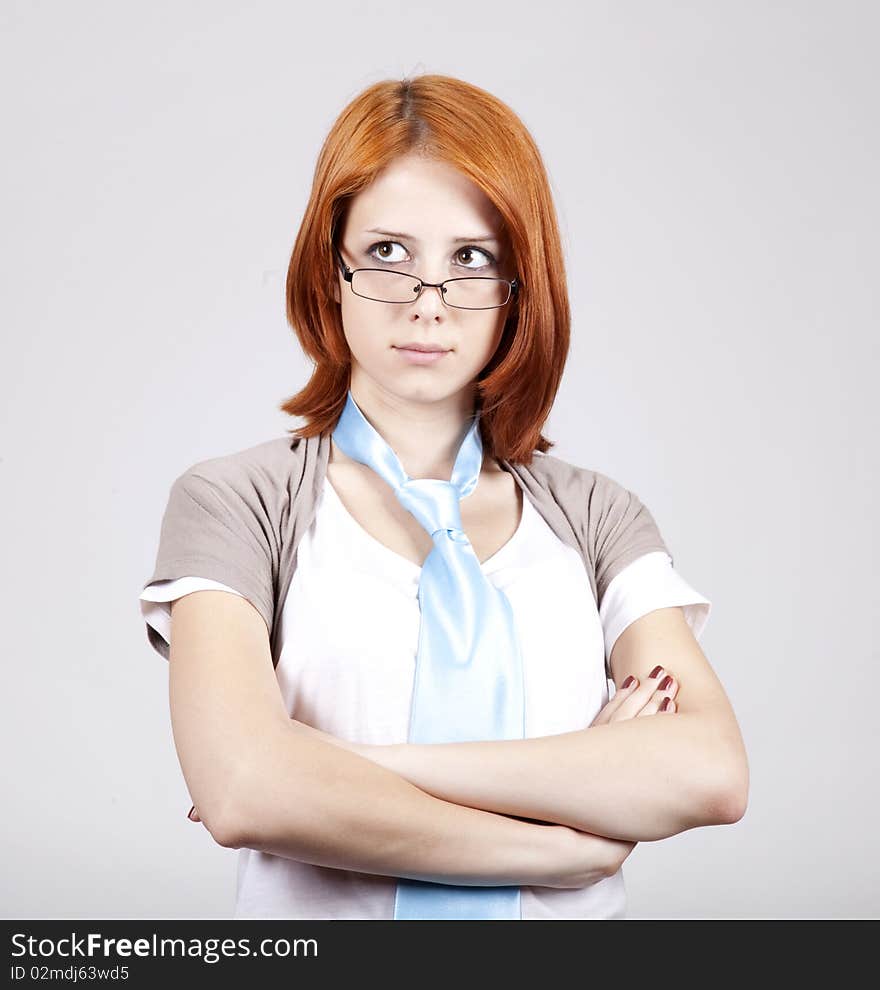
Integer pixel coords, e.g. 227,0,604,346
189,667,682,852
183,151,749,884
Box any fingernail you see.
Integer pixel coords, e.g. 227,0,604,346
621,675,635,689
660,697,671,711
659,675,672,690
649,665,663,679
187,805,196,821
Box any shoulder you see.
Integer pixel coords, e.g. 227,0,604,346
161,435,315,541
511,449,633,506
171,435,306,496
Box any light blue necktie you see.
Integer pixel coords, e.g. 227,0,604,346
331,389,525,920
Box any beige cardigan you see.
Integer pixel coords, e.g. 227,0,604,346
142,432,671,674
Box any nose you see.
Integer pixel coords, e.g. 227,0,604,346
411,281,446,318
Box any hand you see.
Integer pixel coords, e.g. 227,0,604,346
590,665,679,727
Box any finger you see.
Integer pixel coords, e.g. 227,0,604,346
636,671,679,718
592,674,641,725
639,694,678,717
612,666,675,718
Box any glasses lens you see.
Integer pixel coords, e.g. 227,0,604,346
351,270,421,303
442,278,511,310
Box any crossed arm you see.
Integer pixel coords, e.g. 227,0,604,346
215,606,749,844
290,607,747,842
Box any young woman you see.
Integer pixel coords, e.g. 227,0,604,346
140,74,748,920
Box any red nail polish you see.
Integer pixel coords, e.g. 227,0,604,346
660,697,671,711
621,675,635,689
187,805,196,821
649,665,663,679
659,675,672,690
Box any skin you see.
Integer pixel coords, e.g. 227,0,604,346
189,673,680,832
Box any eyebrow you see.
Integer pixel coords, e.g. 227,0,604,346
364,227,501,244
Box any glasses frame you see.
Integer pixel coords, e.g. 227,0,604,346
334,244,520,311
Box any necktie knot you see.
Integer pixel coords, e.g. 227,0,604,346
396,478,465,539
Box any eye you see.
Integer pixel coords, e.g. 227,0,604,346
366,240,410,264
455,245,498,270
365,240,499,271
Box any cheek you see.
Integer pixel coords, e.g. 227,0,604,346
340,301,383,356
465,315,507,362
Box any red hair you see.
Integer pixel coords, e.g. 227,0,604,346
280,73,571,465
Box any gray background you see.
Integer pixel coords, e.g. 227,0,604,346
2,0,877,919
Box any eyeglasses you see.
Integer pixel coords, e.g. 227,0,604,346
334,245,520,311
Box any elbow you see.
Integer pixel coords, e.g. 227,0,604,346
206,748,308,851
693,724,750,826
210,812,248,850
701,761,750,826
724,769,750,824
193,764,257,850
197,797,248,850
701,782,747,827
720,741,750,824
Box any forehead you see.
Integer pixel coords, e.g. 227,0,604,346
345,155,505,240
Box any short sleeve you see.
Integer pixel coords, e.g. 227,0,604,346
599,550,712,666
140,576,245,661
590,471,673,607
139,467,275,660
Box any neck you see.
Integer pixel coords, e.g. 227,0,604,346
336,381,483,480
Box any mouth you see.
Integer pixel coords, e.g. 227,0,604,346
393,345,451,365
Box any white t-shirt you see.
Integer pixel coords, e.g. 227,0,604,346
140,474,711,919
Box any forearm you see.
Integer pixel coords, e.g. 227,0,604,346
350,715,735,843
220,721,582,887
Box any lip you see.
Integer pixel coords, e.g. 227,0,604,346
393,345,450,366
395,342,449,352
